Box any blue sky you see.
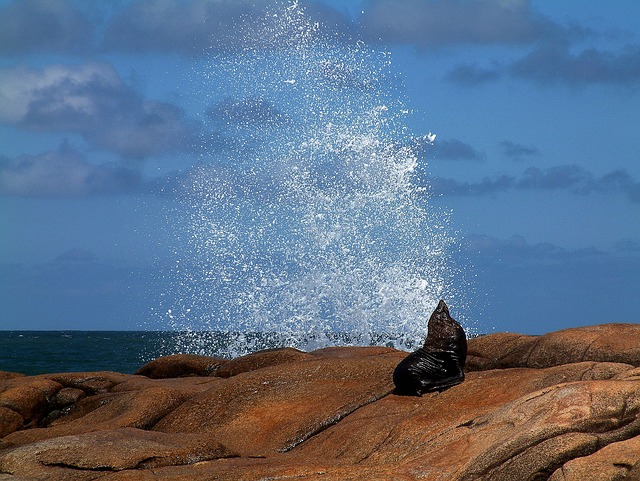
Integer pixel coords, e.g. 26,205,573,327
1,0,639,335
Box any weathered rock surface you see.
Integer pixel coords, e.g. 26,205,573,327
466,323,640,370
1,323,639,480
135,354,227,378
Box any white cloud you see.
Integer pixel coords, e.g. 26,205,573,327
0,63,193,159
361,0,555,48
0,145,141,197
0,0,92,55
0,63,121,123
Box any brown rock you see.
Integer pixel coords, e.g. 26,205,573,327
0,407,23,438
466,332,537,370
153,349,405,456
292,361,633,466
135,354,227,379
549,435,640,480
101,457,410,481
87,363,640,481
449,379,640,480
0,377,62,426
467,323,640,370
43,371,131,394
110,374,223,394
310,345,410,358
1,386,190,448
2,324,640,481
52,387,86,408
0,427,236,480
214,347,313,378
526,323,640,367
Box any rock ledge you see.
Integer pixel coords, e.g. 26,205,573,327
1,323,640,480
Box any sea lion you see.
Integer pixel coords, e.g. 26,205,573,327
393,300,467,396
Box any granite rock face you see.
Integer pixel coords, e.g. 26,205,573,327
466,323,640,370
1,324,640,480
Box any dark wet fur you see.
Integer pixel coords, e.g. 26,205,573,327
393,300,467,396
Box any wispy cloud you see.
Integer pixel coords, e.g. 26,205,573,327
430,164,640,203
360,0,556,48
0,63,195,159
615,239,640,254
0,144,142,197
429,138,486,162
102,0,267,55
430,174,514,197
511,43,640,85
517,165,588,190
447,34,640,87
499,140,540,160
102,0,350,55
0,0,93,55
445,63,502,85
353,0,640,87
461,233,606,263
0,0,351,57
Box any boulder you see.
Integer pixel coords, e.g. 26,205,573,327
1,386,190,448
110,374,223,394
135,354,227,378
549,435,640,480
0,427,236,480
43,372,131,394
214,347,313,378
467,323,640,370
0,378,62,427
0,407,23,438
310,346,399,358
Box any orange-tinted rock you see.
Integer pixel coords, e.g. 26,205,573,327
310,345,403,358
101,457,411,481
467,323,640,370
135,354,227,379
0,407,23,437
292,361,632,466
214,347,313,378
2,324,640,481
466,332,537,370
153,350,405,456
526,323,640,367
549,435,640,480
44,371,132,394
0,427,237,480
0,377,62,425
53,387,86,407
1,386,190,448
110,374,223,394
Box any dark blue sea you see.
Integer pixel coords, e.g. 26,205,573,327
0,331,190,376
0,330,421,376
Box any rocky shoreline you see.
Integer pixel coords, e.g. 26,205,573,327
1,323,640,480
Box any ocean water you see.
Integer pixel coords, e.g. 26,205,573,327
0,331,167,376
0,330,425,376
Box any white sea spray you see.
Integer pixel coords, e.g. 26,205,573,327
159,2,472,357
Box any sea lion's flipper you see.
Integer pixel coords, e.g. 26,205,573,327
393,350,464,395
